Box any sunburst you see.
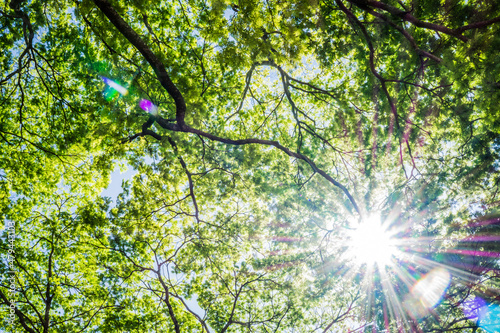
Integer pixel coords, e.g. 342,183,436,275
345,214,400,268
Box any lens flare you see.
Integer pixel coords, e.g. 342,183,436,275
139,99,158,115
100,76,128,95
461,297,500,332
103,87,119,101
461,296,487,321
98,76,158,114
403,267,451,318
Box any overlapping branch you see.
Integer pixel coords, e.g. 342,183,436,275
345,0,500,42
92,0,187,127
92,0,361,215
336,0,400,131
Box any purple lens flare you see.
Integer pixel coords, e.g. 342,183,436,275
461,297,487,321
139,99,158,114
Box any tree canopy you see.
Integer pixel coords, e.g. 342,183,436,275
1,0,500,331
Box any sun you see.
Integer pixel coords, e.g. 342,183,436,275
346,214,398,267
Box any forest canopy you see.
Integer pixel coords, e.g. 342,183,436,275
1,0,500,332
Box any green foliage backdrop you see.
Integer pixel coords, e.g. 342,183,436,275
1,0,500,331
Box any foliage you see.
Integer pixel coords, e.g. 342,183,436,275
1,0,500,331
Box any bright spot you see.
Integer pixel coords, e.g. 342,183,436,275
403,267,451,318
100,76,128,95
139,99,158,115
346,214,398,267
411,267,451,308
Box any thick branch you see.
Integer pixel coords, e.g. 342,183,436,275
94,0,360,215
358,6,442,62
347,0,469,41
92,0,187,126
9,0,27,10
157,275,181,333
456,16,500,32
142,122,361,215
0,288,39,333
43,234,55,333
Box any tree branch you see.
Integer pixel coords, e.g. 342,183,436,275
157,274,181,333
93,0,361,215
92,0,187,126
336,0,400,132
0,288,39,333
347,0,469,41
356,5,442,62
